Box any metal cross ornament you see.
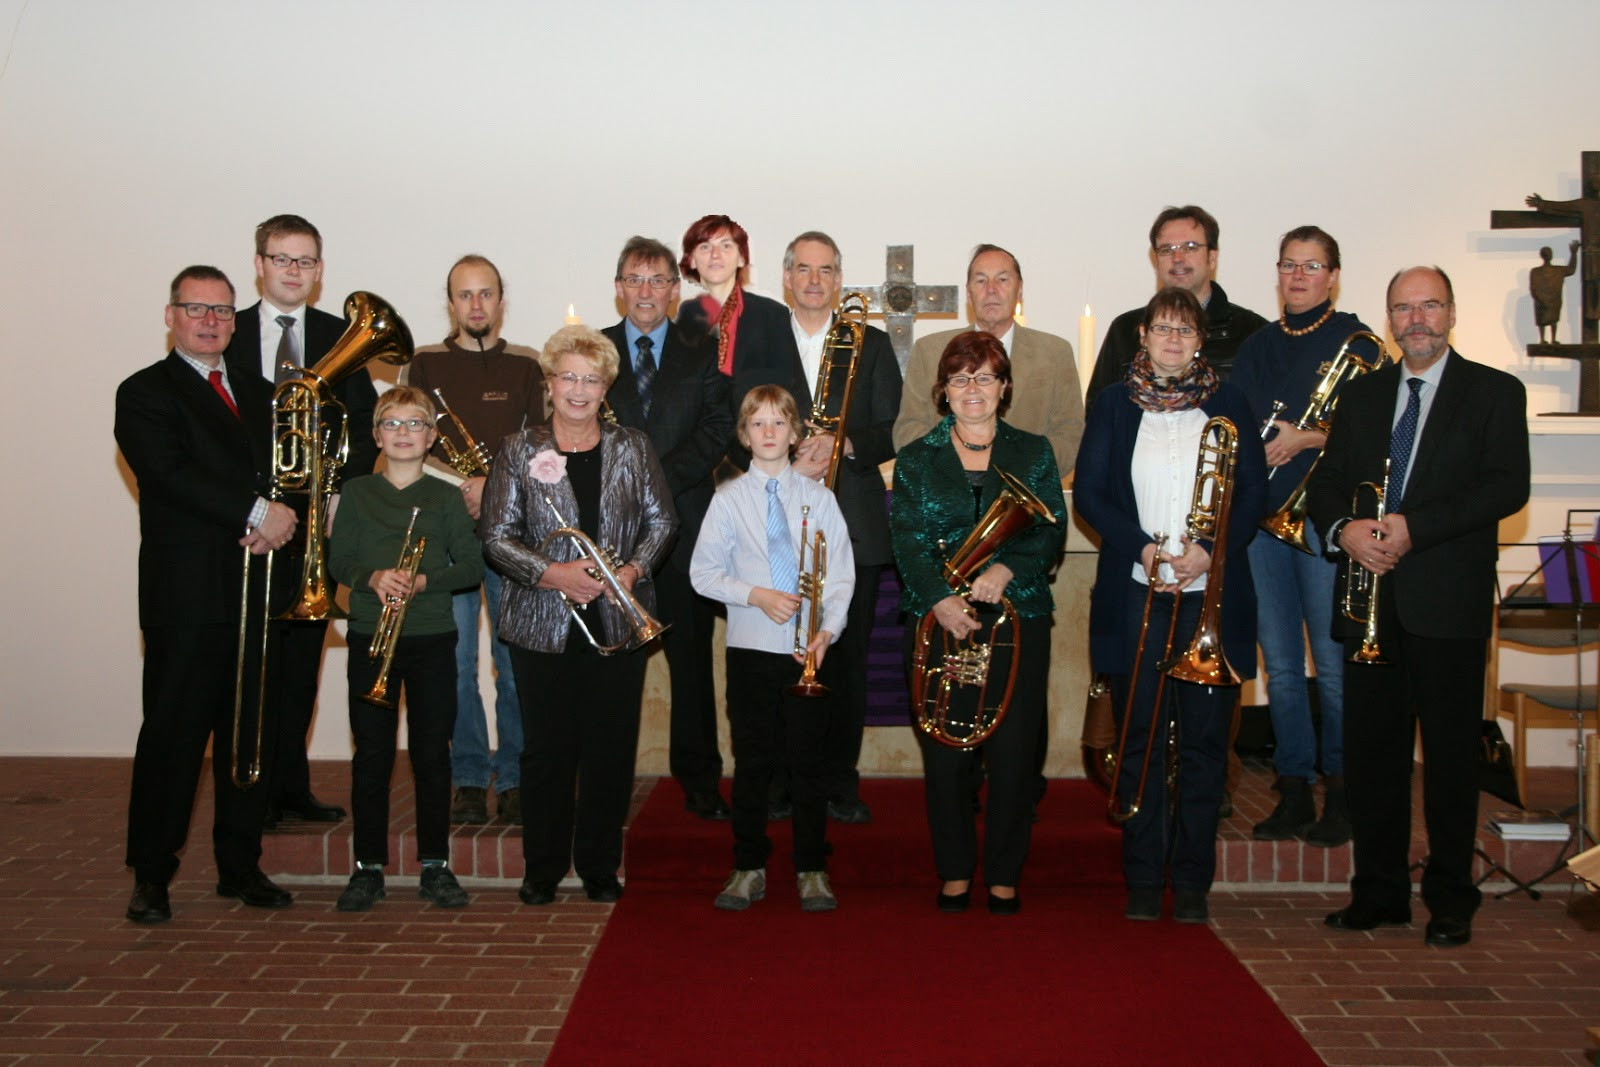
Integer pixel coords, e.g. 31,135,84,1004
845,244,960,373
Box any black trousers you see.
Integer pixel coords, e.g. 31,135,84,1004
656,562,724,795
915,615,1050,887
346,631,458,867
510,640,647,885
1107,583,1230,892
267,615,329,806
1342,590,1486,922
820,563,882,803
726,648,832,871
126,624,276,885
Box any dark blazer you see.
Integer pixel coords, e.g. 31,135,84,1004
225,301,379,481
678,289,809,461
808,319,902,567
601,320,731,569
114,352,276,627
1307,350,1529,641
890,416,1067,619
1074,382,1267,676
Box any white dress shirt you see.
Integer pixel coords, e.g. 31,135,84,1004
257,301,306,380
1129,407,1211,589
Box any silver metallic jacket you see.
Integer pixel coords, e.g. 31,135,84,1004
480,422,678,653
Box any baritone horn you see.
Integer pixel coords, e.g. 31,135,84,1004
361,507,426,709
790,506,828,697
1259,331,1389,553
431,387,492,477
537,495,669,654
232,291,414,787
803,292,867,490
1342,459,1390,666
910,468,1058,748
1107,417,1241,824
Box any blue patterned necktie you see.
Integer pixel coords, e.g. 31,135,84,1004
634,335,657,418
766,478,798,593
1388,377,1424,508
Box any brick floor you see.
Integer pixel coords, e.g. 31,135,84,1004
1,756,1595,1065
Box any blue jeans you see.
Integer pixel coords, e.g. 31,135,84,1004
1247,523,1344,781
450,568,522,789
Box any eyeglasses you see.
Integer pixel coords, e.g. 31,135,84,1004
947,373,1001,389
378,417,430,432
1147,323,1198,338
620,275,675,290
171,302,236,320
1155,241,1208,258
1388,300,1451,317
1277,260,1329,275
262,253,320,270
554,372,606,388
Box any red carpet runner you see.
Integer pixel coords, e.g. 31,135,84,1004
550,779,1319,1065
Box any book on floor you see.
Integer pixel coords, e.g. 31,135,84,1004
1488,809,1572,840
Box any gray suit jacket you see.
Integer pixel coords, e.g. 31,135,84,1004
480,421,678,653
893,323,1085,476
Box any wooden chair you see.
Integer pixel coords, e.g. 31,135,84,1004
1489,599,1598,809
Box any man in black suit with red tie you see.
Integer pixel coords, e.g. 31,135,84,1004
116,266,301,922
1309,266,1530,948
225,214,377,828
602,236,735,819
784,231,903,823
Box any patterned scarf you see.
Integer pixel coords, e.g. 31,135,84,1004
711,286,743,377
1125,348,1219,413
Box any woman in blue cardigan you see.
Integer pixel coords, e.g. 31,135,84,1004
1075,288,1266,924
891,331,1067,915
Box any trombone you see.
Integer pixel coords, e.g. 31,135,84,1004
232,291,414,787
1342,459,1390,666
1107,417,1241,823
431,387,492,477
790,506,828,697
1259,331,1389,553
361,507,426,708
803,292,867,490
537,494,669,654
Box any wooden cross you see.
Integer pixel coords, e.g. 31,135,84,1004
845,244,960,372
1491,149,1600,415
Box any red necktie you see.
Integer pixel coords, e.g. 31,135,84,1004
209,369,240,419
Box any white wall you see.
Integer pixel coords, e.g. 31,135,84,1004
2,0,1597,757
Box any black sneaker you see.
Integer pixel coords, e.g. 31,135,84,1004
1251,777,1316,841
418,866,469,908
336,868,386,912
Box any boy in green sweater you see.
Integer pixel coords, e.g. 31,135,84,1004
329,386,483,911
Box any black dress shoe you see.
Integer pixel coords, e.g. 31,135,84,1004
216,869,293,909
827,798,873,824
936,889,971,913
1424,916,1472,947
277,794,346,822
581,876,623,903
518,879,558,906
126,882,171,924
1324,902,1411,930
987,891,1021,916
684,790,731,821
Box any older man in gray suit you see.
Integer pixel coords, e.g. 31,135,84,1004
893,244,1084,476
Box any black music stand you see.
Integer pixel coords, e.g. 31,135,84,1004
1495,510,1600,891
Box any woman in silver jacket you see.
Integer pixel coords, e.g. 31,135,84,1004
480,325,677,906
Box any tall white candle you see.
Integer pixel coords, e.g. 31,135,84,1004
1078,304,1095,399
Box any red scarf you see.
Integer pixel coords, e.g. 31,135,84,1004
704,288,744,376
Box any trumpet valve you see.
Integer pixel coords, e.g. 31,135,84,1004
939,642,992,687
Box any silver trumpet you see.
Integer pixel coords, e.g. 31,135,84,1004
537,495,668,654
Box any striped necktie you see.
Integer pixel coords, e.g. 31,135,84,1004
765,478,798,593
1388,377,1424,508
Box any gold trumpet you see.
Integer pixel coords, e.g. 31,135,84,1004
1342,459,1390,666
431,387,491,477
803,292,867,490
1259,331,1389,553
537,494,669,654
910,468,1058,748
1107,416,1241,824
232,291,414,788
361,507,426,708
790,506,828,697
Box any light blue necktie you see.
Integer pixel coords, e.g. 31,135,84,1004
765,478,798,593
1388,378,1424,508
